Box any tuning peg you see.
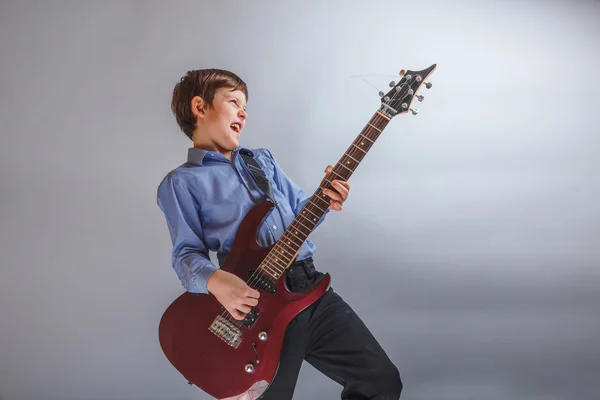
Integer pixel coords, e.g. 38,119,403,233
399,69,405,77
424,82,432,89
389,81,396,87
379,91,384,97
416,94,424,102
410,108,419,115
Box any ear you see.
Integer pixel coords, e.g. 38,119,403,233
191,96,206,119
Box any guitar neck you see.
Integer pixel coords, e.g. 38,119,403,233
259,111,392,280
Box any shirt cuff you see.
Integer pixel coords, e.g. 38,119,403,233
192,263,219,294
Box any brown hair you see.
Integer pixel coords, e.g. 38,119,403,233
171,69,248,140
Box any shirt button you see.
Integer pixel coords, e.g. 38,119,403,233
273,225,277,230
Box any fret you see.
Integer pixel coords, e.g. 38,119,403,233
257,264,277,277
297,213,317,228
259,265,279,279
367,123,381,132
343,152,360,164
309,198,329,212
262,257,283,273
293,218,313,233
354,137,375,152
274,246,290,259
330,170,346,180
298,210,319,225
347,146,362,158
290,223,310,239
289,228,306,240
276,237,298,252
266,252,286,265
279,240,299,255
301,207,321,220
282,231,303,247
351,143,367,154
264,270,279,280
278,238,298,254
354,135,373,147
376,111,390,120
274,242,295,258
267,255,287,272
278,238,297,253
318,182,331,193
338,162,353,174
304,204,323,216
360,133,375,144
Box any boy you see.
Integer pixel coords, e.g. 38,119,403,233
157,69,402,399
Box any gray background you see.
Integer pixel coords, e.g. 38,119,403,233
1,0,599,399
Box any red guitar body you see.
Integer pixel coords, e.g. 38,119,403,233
158,200,331,399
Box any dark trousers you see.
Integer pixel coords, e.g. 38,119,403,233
259,257,403,400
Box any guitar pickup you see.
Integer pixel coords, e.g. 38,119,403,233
247,270,277,294
242,307,260,328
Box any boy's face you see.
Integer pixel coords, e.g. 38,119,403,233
193,87,247,158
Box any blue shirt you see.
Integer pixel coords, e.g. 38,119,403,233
156,146,330,294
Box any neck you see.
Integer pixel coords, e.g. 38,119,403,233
256,111,392,280
192,141,233,160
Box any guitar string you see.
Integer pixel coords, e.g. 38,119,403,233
217,75,419,328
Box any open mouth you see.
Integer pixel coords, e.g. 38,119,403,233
230,123,241,134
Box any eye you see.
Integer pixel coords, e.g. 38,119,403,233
230,99,238,105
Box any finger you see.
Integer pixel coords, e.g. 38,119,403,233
247,288,260,299
334,180,350,190
323,188,342,202
324,164,333,173
331,181,349,200
236,304,252,314
330,200,342,211
246,297,259,307
229,308,246,320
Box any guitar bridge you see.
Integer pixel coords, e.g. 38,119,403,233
209,315,243,348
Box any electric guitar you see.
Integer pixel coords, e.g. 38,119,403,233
158,64,437,400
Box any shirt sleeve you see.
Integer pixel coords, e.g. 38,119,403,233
263,148,330,229
157,173,218,294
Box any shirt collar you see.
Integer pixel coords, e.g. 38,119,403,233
187,146,252,166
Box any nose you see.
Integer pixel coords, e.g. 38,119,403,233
238,108,247,120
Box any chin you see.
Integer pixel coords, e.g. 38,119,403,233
222,141,238,152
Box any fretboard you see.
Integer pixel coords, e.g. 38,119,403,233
257,111,391,281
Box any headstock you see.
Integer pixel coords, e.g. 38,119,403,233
379,63,436,118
